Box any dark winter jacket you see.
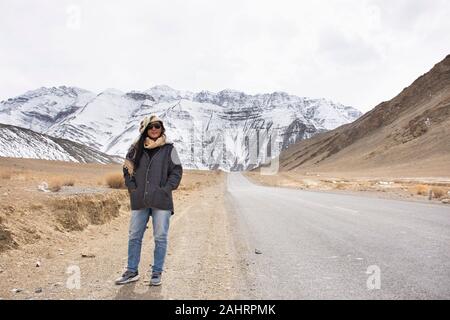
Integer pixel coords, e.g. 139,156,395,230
123,142,183,214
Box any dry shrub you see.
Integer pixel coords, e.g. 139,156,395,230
29,203,44,210
43,175,74,192
177,180,202,192
432,187,446,199
49,178,62,192
412,184,429,195
62,177,75,186
0,171,11,180
178,184,191,191
105,172,125,189
335,183,347,190
356,181,374,191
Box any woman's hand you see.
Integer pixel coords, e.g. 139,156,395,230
123,167,137,191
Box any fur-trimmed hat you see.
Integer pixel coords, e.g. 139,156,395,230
138,114,164,134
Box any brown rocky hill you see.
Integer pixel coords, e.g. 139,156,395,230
268,54,450,177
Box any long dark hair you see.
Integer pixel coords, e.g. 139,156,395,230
134,122,166,171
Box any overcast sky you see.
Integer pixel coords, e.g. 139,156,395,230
1,0,450,112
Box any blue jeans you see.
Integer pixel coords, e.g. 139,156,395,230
127,207,171,273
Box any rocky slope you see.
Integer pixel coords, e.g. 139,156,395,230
0,123,123,163
266,54,450,176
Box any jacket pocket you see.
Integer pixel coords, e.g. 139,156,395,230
156,186,169,199
150,186,170,209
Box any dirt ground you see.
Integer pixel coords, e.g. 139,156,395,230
244,170,450,205
0,158,246,299
3,157,448,299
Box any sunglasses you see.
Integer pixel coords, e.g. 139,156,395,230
148,123,161,130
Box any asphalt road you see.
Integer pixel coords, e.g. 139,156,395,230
226,172,450,299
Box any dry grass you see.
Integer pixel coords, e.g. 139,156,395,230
105,172,125,189
411,184,430,195
0,158,220,253
179,181,203,191
4,169,30,181
356,181,374,192
62,177,75,186
432,187,446,199
0,157,121,187
29,203,44,210
48,178,63,192
46,176,75,192
335,183,347,190
11,174,26,181
0,171,11,179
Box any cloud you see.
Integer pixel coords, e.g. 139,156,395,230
0,0,450,112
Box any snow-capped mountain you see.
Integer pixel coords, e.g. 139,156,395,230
0,86,96,133
0,85,362,170
0,123,123,163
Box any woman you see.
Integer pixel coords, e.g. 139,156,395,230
115,115,183,286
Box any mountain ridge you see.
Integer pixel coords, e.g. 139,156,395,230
0,123,123,164
0,85,362,170
266,54,450,176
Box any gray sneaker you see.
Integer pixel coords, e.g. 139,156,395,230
150,272,162,286
115,270,140,285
